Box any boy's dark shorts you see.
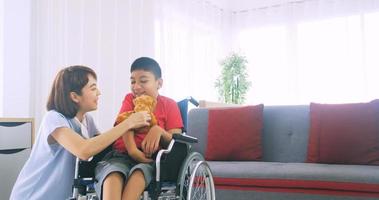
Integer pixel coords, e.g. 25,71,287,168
94,150,154,198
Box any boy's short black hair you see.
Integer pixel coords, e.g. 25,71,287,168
131,57,161,79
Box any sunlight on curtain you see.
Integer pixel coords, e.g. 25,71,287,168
364,12,379,101
153,0,230,102
235,7,379,105
237,26,291,105
297,15,365,103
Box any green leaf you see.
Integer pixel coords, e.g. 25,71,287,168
215,52,251,104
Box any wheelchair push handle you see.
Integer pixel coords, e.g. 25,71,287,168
187,96,199,107
173,133,198,143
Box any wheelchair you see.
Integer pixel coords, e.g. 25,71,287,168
68,97,215,200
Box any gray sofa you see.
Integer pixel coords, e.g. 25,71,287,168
187,105,379,200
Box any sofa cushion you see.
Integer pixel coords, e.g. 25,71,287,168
205,105,263,161
208,161,379,197
262,105,310,162
307,100,379,165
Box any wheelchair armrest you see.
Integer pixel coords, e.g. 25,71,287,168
155,139,175,182
75,144,113,179
155,134,197,182
173,133,198,143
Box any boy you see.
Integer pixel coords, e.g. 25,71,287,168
95,57,183,200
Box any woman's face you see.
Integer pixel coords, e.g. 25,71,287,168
130,69,162,98
75,75,101,113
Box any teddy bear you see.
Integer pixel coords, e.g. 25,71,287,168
114,94,157,132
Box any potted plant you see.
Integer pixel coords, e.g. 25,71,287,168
215,53,251,104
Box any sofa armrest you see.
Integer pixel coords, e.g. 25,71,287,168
187,108,209,156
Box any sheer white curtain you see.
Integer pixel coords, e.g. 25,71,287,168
233,0,379,105
30,0,379,130
31,0,156,131
30,0,231,130
152,0,231,101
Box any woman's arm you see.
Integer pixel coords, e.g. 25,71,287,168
51,111,150,160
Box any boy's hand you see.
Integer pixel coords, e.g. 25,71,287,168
141,125,163,158
129,148,153,163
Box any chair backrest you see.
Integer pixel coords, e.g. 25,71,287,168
177,97,199,132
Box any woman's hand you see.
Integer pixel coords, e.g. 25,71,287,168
141,125,163,158
129,148,153,163
124,111,151,130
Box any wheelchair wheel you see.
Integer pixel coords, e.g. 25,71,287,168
177,152,215,200
187,161,215,200
177,152,203,199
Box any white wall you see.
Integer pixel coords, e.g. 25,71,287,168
2,0,31,117
208,0,297,12
229,0,295,11
0,0,4,116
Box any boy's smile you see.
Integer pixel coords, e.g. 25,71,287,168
130,69,162,98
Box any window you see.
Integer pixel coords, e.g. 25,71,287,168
236,11,379,105
153,2,228,102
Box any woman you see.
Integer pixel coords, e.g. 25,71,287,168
10,65,151,200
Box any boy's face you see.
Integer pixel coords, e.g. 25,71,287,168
130,69,162,98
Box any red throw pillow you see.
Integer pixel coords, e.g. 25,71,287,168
307,100,379,165
205,105,263,161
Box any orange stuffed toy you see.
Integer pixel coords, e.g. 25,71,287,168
114,95,157,132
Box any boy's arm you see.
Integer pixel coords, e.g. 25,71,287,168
141,125,182,157
163,128,182,145
123,131,153,163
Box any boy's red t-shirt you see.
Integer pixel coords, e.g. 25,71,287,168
113,93,183,153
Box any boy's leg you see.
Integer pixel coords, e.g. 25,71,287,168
122,170,146,200
103,172,124,200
